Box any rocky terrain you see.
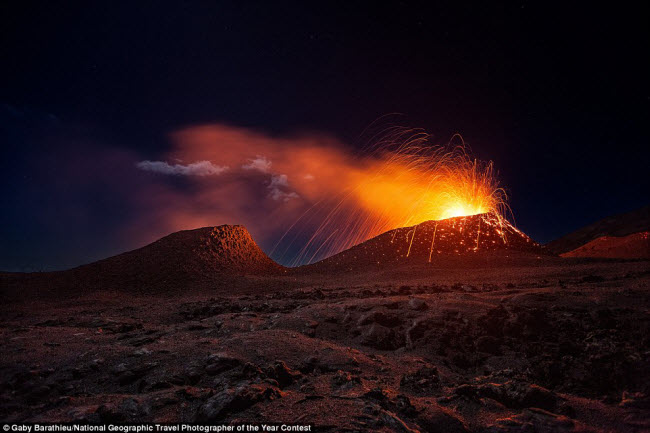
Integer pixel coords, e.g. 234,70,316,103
1,255,649,431
1,214,649,431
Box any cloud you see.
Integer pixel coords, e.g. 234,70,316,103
136,160,228,176
269,174,289,187
242,156,300,201
242,155,272,173
268,174,299,202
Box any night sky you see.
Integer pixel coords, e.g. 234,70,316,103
1,2,648,271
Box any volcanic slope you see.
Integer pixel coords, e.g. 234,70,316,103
303,213,541,272
561,231,650,259
547,204,650,255
1,225,283,296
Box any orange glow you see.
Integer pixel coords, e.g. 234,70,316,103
283,130,509,265
145,123,509,266
350,155,498,225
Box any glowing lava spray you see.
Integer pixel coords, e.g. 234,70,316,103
274,127,511,265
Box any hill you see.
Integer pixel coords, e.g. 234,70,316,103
560,231,649,259
546,205,650,256
1,225,283,296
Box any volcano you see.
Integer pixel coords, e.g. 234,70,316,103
81,224,282,278
304,213,541,271
1,225,283,296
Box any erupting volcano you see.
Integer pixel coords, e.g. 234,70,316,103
276,130,511,266
305,212,540,272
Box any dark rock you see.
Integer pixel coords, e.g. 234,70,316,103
118,371,141,386
187,323,210,331
149,393,180,409
240,362,265,379
300,356,319,373
266,361,301,387
416,404,469,433
581,274,605,283
176,386,212,401
395,394,418,417
205,353,241,375
406,318,442,348
408,298,428,311
332,370,361,388
196,383,282,421
492,408,574,432
377,410,416,432
620,391,650,409
505,308,549,338
450,352,472,369
454,384,478,398
117,362,158,386
148,381,173,391
182,366,203,385
299,383,316,394
399,285,412,295
263,378,280,387
518,384,559,410
591,308,616,329
477,305,510,337
111,363,128,375
25,385,51,403
475,335,502,355
67,405,102,423
97,398,148,422
89,358,104,371
361,323,405,350
384,301,400,309
459,381,558,411
400,366,440,394
114,323,140,333
358,311,403,328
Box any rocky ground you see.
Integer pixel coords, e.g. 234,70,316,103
1,256,649,431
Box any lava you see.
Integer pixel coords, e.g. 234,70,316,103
279,129,510,265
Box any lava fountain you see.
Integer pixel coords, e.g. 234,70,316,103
274,127,510,265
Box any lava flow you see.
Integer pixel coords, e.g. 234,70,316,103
277,129,511,265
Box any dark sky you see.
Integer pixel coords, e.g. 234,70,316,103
1,1,649,271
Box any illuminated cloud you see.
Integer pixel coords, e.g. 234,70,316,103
136,160,228,176
242,156,299,201
268,174,299,202
242,155,272,173
270,174,289,187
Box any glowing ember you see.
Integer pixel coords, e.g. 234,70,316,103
277,129,510,265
